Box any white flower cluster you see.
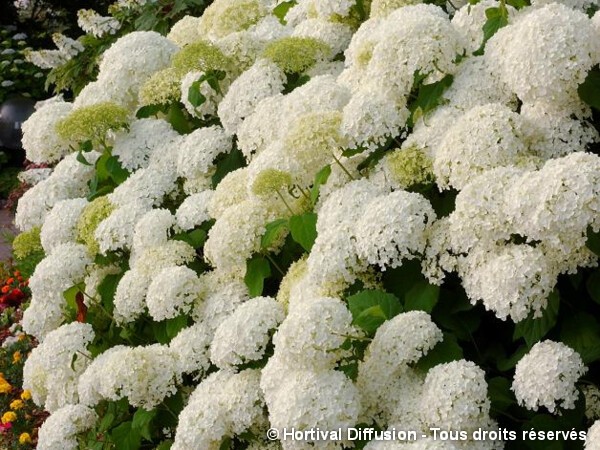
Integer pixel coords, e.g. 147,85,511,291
23,322,94,412
210,296,285,369
173,369,265,450
37,404,97,450
513,340,587,413
78,344,180,409
22,243,92,339
20,0,600,447
77,9,121,38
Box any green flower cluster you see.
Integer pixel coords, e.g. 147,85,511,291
384,146,435,188
56,102,129,145
76,196,115,254
12,228,43,261
263,37,331,73
171,40,233,76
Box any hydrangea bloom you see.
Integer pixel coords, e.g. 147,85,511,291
513,341,586,413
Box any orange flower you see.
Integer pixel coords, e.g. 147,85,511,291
6,278,14,285
13,271,20,277
20,390,31,401
12,351,22,364
1,286,9,294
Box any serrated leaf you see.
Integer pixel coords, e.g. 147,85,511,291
310,164,331,205
404,281,440,313
347,289,402,334
261,219,289,249
244,256,271,297
513,290,560,347
560,312,600,363
289,213,317,252
415,333,463,372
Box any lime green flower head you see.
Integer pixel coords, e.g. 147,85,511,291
263,37,331,74
384,146,435,188
76,196,115,255
171,40,232,76
56,102,129,145
139,67,181,106
252,169,293,197
12,227,43,260
199,0,267,39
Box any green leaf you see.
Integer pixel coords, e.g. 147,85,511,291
132,408,157,441
487,377,515,412
560,312,600,363
409,74,453,125
105,156,130,185
136,104,165,119
415,333,463,372
244,256,271,297
111,422,141,450
513,290,560,347
273,1,297,24
173,228,207,249
155,441,173,450
167,103,190,134
166,315,189,340
586,226,600,256
79,140,93,153
310,164,331,205
95,152,112,183
347,289,403,334
506,0,528,8
404,281,440,313
586,270,600,304
261,219,289,249
211,148,246,188
63,284,82,313
496,345,528,371
474,6,509,55
289,213,318,252
219,437,232,450
188,80,207,108
76,150,93,166
98,412,115,433
578,66,600,111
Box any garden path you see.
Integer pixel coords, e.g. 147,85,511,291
0,210,15,262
